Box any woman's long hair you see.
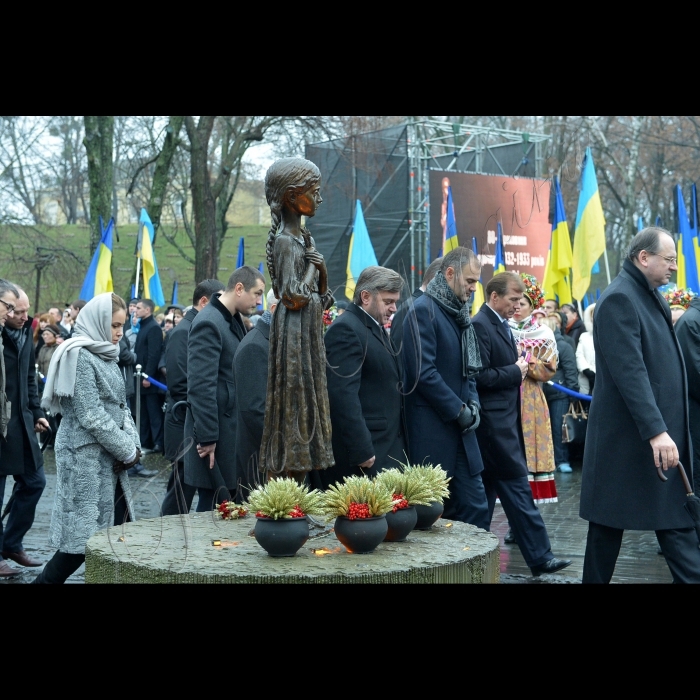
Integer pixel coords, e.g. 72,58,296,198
264,158,321,298
34,313,52,345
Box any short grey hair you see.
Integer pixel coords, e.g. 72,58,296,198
267,289,279,308
627,227,671,262
0,279,19,300
352,266,404,304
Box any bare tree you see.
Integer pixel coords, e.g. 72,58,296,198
83,116,114,253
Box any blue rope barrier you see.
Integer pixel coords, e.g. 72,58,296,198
546,381,592,402
141,373,168,392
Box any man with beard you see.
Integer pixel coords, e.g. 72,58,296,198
401,247,489,529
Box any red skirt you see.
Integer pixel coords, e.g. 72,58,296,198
528,473,558,504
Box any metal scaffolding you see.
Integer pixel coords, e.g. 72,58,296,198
406,119,551,289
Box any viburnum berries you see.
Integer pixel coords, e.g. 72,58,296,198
216,500,249,520
255,511,270,518
347,502,371,520
392,493,409,513
288,505,305,518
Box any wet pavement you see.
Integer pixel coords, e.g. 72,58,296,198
0,450,674,584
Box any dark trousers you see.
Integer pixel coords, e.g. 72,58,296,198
442,443,490,531
195,487,232,513
139,392,164,449
0,465,46,555
482,472,554,568
161,405,197,516
547,398,570,466
583,521,700,583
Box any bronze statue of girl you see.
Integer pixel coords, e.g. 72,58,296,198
259,157,335,478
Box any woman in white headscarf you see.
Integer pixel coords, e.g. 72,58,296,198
33,293,141,584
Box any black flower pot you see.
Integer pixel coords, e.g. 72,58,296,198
334,515,387,554
413,501,444,530
254,516,309,557
385,505,417,541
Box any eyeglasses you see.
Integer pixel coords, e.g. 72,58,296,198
650,253,678,265
0,299,16,313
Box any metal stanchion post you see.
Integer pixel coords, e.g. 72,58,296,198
135,364,142,444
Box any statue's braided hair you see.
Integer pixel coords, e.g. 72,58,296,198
264,157,321,298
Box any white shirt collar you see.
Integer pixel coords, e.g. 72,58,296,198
357,304,381,327
484,303,508,324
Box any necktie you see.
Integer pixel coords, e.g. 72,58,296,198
503,319,511,337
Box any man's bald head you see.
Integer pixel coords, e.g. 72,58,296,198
6,287,30,330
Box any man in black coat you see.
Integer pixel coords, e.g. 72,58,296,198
472,272,571,576
674,295,700,488
0,287,49,574
185,266,264,512
402,248,489,529
233,289,279,500
580,228,700,583
161,279,225,516
390,257,442,352
133,298,165,453
319,266,406,488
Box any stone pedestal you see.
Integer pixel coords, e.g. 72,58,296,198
85,514,500,583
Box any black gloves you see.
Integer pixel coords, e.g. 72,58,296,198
456,400,480,434
583,368,595,391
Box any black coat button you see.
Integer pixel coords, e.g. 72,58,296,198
119,403,125,409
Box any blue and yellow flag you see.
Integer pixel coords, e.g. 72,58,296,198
572,147,606,302
494,222,506,275
676,185,700,294
542,177,573,306
138,208,165,308
442,186,459,255
471,237,484,316
80,217,114,301
237,237,245,268
345,199,378,300
171,280,178,306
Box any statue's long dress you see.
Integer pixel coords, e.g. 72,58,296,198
259,232,334,476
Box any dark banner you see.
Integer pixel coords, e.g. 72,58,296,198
428,170,551,285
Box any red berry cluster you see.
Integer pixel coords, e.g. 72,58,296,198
256,511,270,518
392,493,408,512
347,502,370,520
288,505,305,518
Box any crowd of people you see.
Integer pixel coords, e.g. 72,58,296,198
1,214,699,583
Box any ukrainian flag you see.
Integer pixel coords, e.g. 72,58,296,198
79,217,114,300
442,186,459,255
345,199,378,300
471,237,484,316
494,222,506,274
542,177,573,305
138,208,165,307
676,185,700,294
572,147,606,302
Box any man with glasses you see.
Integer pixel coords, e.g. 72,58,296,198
0,279,20,577
0,287,49,577
580,227,700,583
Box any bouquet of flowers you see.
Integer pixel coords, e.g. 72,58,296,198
323,305,339,333
215,500,249,520
245,477,323,520
663,287,696,310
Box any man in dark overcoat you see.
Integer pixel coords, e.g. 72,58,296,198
185,266,264,512
674,294,700,486
161,279,224,516
402,247,489,529
133,298,164,453
390,257,442,353
472,272,571,576
0,287,49,572
233,290,278,500
580,228,700,583
319,266,406,488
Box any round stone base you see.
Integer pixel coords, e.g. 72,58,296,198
85,514,500,583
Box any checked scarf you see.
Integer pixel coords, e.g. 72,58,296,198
425,270,482,378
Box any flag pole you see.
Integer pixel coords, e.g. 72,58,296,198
603,248,612,285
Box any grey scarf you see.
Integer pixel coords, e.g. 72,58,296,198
41,293,119,415
5,326,26,353
425,270,482,378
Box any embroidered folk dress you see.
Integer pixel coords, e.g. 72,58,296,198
510,316,558,504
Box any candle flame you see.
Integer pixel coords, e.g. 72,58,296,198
312,547,342,556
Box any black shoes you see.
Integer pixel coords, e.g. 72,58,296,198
504,529,517,544
127,463,158,478
141,445,163,455
530,558,572,576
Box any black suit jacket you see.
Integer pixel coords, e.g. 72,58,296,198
133,314,164,395
320,302,407,487
472,305,529,481
1,319,45,476
390,287,422,352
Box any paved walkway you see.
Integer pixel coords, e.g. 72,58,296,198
1,451,674,584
